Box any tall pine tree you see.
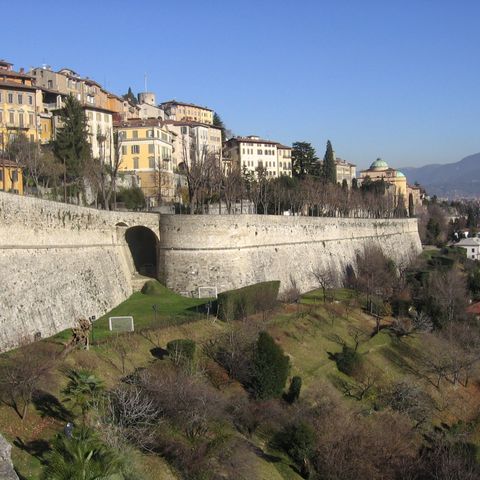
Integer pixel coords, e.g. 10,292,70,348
53,94,91,182
291,142,319,177
322,140,336,184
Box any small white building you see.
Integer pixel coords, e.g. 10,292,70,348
457,237,480,260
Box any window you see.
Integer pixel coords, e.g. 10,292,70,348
242,148,245,154
0,170,2,182
104,114,109,122
9,112,14,124
149,157,155,169
47,80,53,89
131,145,140,154
7,93,13,103
147,130,154,138
12,170,18,182
121,146,127,155
96,112,101,121
148,144,154,153
0,92,2,102
132,130,138,139
29,113,34,125
18,94,23,104
257,149,263,155
0,111,2,123
133,157,139,169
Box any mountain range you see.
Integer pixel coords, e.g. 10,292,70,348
400,152,480,199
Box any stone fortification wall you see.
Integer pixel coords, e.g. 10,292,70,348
0,192,158,247
0,192,159,351
158,215,422,296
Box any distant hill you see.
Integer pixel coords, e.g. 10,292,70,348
400,152,480,199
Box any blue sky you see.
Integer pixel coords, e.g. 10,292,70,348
3,0,480,169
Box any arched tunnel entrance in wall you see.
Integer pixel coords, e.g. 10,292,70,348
124,226,159,278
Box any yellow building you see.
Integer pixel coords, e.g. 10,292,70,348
160,100,214,125
0,158,23,194
0,60,40,150
115,118,175,204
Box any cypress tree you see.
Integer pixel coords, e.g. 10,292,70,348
322,140,336,184
53,94,91,182
252,331,290,399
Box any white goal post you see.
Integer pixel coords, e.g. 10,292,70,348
109,316,135,332
198,286,218,299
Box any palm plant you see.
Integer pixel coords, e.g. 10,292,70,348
42,426,123,480
63,369,104,421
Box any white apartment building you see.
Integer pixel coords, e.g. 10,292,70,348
224,136,292,178
165,120,222,169
334,158,356,186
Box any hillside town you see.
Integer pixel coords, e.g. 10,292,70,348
3,2,480,478
0,58,424,214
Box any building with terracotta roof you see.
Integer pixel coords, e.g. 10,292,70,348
0,60,41,150
160,100,214,125
224,135,292,178
30,65,115,162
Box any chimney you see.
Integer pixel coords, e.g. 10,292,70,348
19,67,24,74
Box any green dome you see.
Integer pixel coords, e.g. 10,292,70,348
370,157,389,170
396,171,406,178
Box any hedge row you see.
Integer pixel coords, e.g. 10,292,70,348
216,281,280,321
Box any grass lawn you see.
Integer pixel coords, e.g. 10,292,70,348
52,281,211,343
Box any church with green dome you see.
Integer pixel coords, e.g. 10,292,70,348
359,158,422,212
359,157,408,197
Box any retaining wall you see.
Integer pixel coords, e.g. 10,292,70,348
158,215,422,296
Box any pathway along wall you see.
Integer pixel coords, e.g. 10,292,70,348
0,192,159,352
158,215,422,296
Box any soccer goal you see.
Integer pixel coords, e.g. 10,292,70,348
109,316,135,333
198,286,218,299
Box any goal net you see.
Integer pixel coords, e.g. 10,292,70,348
109,316,135,333
198,286,218,299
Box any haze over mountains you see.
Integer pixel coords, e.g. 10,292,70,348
401,153,480,199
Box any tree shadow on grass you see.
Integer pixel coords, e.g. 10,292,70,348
247,442,283,463
32,390,72,422
14,437,50,461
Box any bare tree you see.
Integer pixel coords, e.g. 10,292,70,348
0,343,54,420
100,384,160,451
312,262,338,302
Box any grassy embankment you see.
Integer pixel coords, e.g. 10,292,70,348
2,280,480,479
